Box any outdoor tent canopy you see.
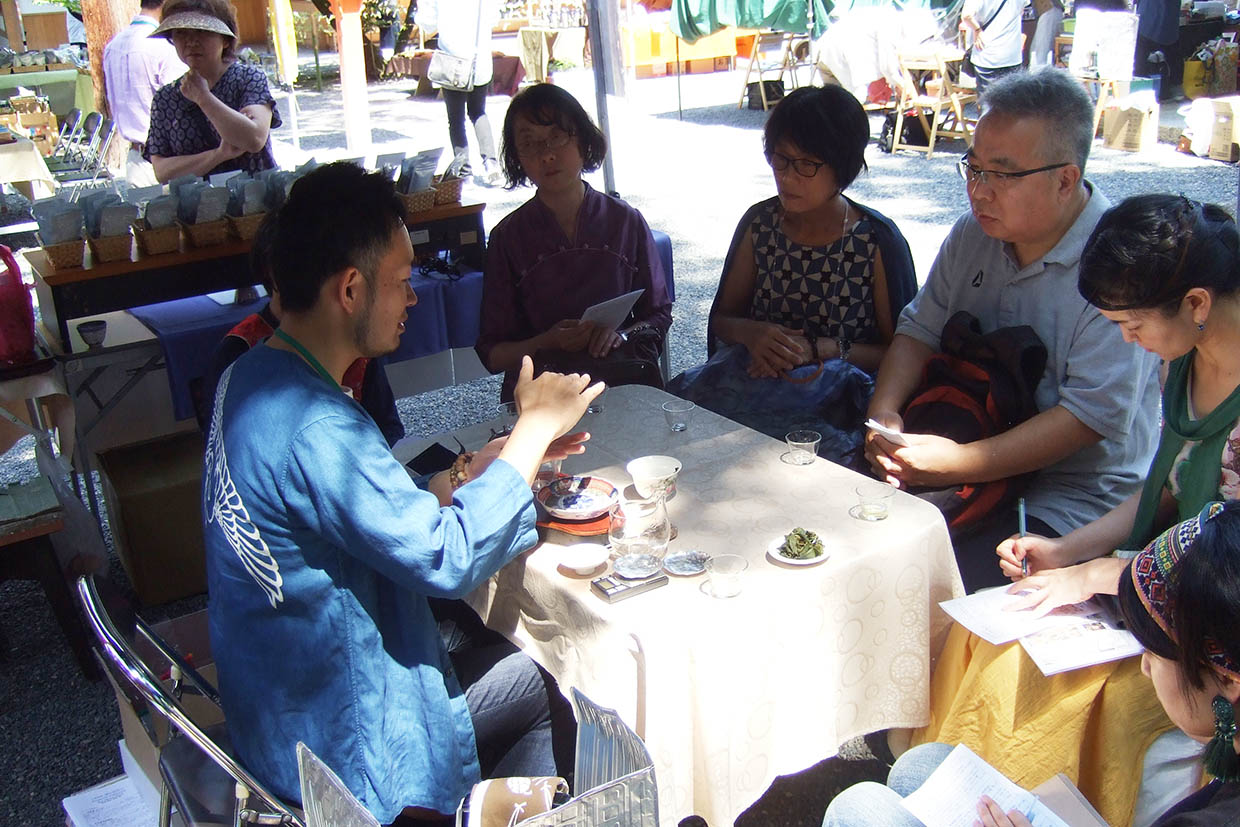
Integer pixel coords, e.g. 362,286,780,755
671,0,833,43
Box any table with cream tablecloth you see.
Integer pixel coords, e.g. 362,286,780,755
449,384,964,826
0,136,54,200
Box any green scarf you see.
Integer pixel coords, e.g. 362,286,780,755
1126,352,1240,548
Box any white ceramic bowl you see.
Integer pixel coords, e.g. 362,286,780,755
626,455,682,499
557,543,609,575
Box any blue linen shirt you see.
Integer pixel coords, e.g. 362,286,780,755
897,184,1161,535
203,346,537,822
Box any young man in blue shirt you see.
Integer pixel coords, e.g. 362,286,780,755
203,162,600,823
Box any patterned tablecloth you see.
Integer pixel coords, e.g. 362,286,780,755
461,384,964,826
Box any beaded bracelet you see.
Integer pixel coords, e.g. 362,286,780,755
448,452,474,490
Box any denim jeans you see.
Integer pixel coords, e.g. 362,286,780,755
822,742,954,826
451,640,577,781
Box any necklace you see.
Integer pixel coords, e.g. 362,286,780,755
272,329,339,389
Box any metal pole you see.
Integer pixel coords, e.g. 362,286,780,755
586,0,617,195
676,35,683,121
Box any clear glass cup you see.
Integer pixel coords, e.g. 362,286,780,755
587,387,608,415
785,430,821,465
609,495,671,579
661,399,695,432
854,482,895,521
706,553,748,598
531,458,563,493
495,401,518,436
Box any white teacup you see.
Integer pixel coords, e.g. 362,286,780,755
626,455,682,500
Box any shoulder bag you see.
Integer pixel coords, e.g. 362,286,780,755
961,0,1009,78
427,3,483,91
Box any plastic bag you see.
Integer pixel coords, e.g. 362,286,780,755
0,244,34,365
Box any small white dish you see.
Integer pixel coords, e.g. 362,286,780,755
663,549,710,576
556,543,609,575
766,534,828,566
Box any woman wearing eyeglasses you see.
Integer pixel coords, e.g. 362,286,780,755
476,83,673,402
667,85,916,467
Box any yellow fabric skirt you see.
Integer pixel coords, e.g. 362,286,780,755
912,623,1174,827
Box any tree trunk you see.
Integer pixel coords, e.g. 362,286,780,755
82,0,138,172
83,0,138,115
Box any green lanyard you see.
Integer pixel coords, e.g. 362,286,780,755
272,329,339,389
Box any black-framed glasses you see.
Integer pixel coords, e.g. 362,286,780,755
957,155,1071,189
515,130,575,158
766,150,827,178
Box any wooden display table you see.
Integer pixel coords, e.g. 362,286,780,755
28,202,487,351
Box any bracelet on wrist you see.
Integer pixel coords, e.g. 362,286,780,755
805,333,818,363
836,336,852,363
448,451,475,490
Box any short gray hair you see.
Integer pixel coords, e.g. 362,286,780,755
980,68,1094,171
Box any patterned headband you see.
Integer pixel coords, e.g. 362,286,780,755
1132,501,1240,679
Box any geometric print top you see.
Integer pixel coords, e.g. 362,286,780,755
747,199,879,343
145,60,282,177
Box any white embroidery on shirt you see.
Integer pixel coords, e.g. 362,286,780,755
205,366,284,608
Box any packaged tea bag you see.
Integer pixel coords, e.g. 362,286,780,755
411,147,442,192
209,169,243,188
79,190,121,238
169,174,201,203
176,182,205,223
237,180,265,215
375,151,405,181
32,196,82,245
99,203,138,238
195,187,229,223
144,195,177,229
124,184,164,207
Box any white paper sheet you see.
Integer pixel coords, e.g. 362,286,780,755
938,587,1106,646
902,745,1071,827
580,289,644,332
62,774,157,827
1019,619,1143,677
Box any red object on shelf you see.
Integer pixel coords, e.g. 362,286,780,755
0,244,35,365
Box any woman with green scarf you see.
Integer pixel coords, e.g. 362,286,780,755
908,195,1240,827
995,195,1240,605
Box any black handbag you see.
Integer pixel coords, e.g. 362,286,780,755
960,0,1009,79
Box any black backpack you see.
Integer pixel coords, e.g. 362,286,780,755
878,110,929,153
900,312,1048,534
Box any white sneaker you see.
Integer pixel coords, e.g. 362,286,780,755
475,158,503,188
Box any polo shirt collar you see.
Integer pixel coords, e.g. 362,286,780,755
1040,179,1110,268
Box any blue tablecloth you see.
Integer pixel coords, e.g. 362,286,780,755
130,268,486,422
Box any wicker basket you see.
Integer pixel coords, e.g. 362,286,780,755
228,212,267,241
86,231,134,264
133,221,181,257
399,189,436,221
179,218,230,249
432,175,463,205
41,237,84,270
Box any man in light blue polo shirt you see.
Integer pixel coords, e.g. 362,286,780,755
866,69,1160,592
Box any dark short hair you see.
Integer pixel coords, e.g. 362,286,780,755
160,0,239,58
1079,195,1240,313
762,85,868,191
1119,500,1240,690
500,83,607,188
141,0,166,10
981,68,1094,170
263,163,406,313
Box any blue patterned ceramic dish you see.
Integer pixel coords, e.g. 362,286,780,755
536,475,619,521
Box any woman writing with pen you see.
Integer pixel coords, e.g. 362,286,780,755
906,195,1240,826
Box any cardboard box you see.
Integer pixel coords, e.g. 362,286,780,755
102,608,222,794
1102,91,1159,152
1207,95,1240,162
97,431,207,605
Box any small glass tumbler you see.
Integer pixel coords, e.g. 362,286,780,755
854,482,895,521
587,387,608,415
531,459,563,493
495,401,518,436
661,399,695,432
705,554,748,598
785,430,821,465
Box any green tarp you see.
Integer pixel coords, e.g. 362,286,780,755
671,0,834,43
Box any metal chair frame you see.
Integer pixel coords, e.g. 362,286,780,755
50,107,82,161
77,575,304,827
55,118,117,184
736,31,803,111
47,110,101,169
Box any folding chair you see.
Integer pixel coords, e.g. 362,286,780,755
46,110,100,170
736,31,797,111
49,107,81,161
891,49,978,157
55,118,117,184
77,575,304,827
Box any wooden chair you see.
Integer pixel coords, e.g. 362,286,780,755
891,49,978,158
736,31,799,111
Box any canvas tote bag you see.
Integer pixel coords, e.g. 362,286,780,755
427,1,483,91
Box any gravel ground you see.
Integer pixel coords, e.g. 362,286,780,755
1,59,1237,827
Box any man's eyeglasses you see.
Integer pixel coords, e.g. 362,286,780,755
957,155,1071,189
766,150,827,178
515,130,575,158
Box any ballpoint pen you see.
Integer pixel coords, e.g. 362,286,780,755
1018,497,1029,578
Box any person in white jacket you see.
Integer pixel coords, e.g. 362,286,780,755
416,0,502,185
